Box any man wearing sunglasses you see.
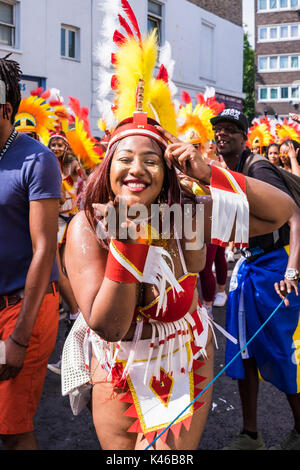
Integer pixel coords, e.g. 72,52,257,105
210,109,300,450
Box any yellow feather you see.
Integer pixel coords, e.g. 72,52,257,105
113,30,177,133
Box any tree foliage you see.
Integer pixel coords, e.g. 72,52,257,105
242,32,255,124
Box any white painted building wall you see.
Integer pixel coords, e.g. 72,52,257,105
0,0,244,137
0,0,93,123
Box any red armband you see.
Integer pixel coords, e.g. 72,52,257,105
104,239,184,317
105,239,149,283
209,166,249,248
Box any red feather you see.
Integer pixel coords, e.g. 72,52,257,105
68,96,81,117
30,87,44,97
181,91,191,104
40,90,50,100
121,0,141,42
113,30,127,46
156,64,169,83
111,53,117,65
196,93,205,105
118,14,134,38
49,99,63,107
111,75,119,90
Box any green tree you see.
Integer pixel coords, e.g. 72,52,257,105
242,31,255,123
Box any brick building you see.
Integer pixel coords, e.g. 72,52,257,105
255,0,300,118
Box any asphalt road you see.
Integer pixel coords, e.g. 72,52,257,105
2,257,294,451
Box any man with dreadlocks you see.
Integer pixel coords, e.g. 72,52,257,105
0,55,61,450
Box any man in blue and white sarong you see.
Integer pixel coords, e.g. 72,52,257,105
211,109,300,450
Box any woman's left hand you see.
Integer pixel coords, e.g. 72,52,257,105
155,127,212,184
286,141,299,161
274,278,299,307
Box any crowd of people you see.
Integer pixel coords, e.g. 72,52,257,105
0,0,300,452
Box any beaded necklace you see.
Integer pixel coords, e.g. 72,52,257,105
0,128,18,162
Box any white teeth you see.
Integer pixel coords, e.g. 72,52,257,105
126,182,146,188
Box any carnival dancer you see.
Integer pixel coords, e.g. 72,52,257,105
210,108,300,450
0,55,61,450
48,94,101,374
60,0,295,451
46,131,81,373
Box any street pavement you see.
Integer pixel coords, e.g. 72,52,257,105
4,256,294,451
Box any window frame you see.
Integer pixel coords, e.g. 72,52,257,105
257,0,299,11
147,0,164,46
258,23,300,42
258,84,300,102
0,0,16,48
257,54,300,72
60,24,80,61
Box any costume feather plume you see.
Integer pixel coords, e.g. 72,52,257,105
96,0,178,136
177,88,224,145
66,97,102,169
113,29,178,135
181,91,191,105
275,118,300,144
16,93,57,145
247,118,274,149
120,0,142,42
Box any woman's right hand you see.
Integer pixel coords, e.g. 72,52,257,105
289,113,300,124
92,195,145,243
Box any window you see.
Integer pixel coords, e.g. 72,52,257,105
200,21,215,81
259,0,267,8
291,56,299,68
259,85,300,102
259,27,267,39
258,0,299,10
0,1,15,47
270,88,278,99
258,54,300,71
258,57,268,70
270,27,278,39
280,26,288,38
61,25,80,60
259,88,268,100
291,25,299,37
270,56,278,69
147,1,163,46
280,56,289,69
258,23,300,42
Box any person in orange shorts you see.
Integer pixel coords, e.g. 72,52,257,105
0,55,61,450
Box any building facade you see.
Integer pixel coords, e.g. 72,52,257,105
255,0,300,119
0,0,244,136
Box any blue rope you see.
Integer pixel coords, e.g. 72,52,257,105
145,296,287,450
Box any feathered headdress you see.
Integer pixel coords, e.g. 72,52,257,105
177,88,225,146
96,0,178,152
66,96,103,169
247,117,274,150
14,88,57,144
275,118,300,144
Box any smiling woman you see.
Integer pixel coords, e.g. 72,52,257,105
60,0,295,452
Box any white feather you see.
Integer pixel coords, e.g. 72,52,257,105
204,86,216,100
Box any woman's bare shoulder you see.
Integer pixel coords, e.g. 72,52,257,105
66,210,108,260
